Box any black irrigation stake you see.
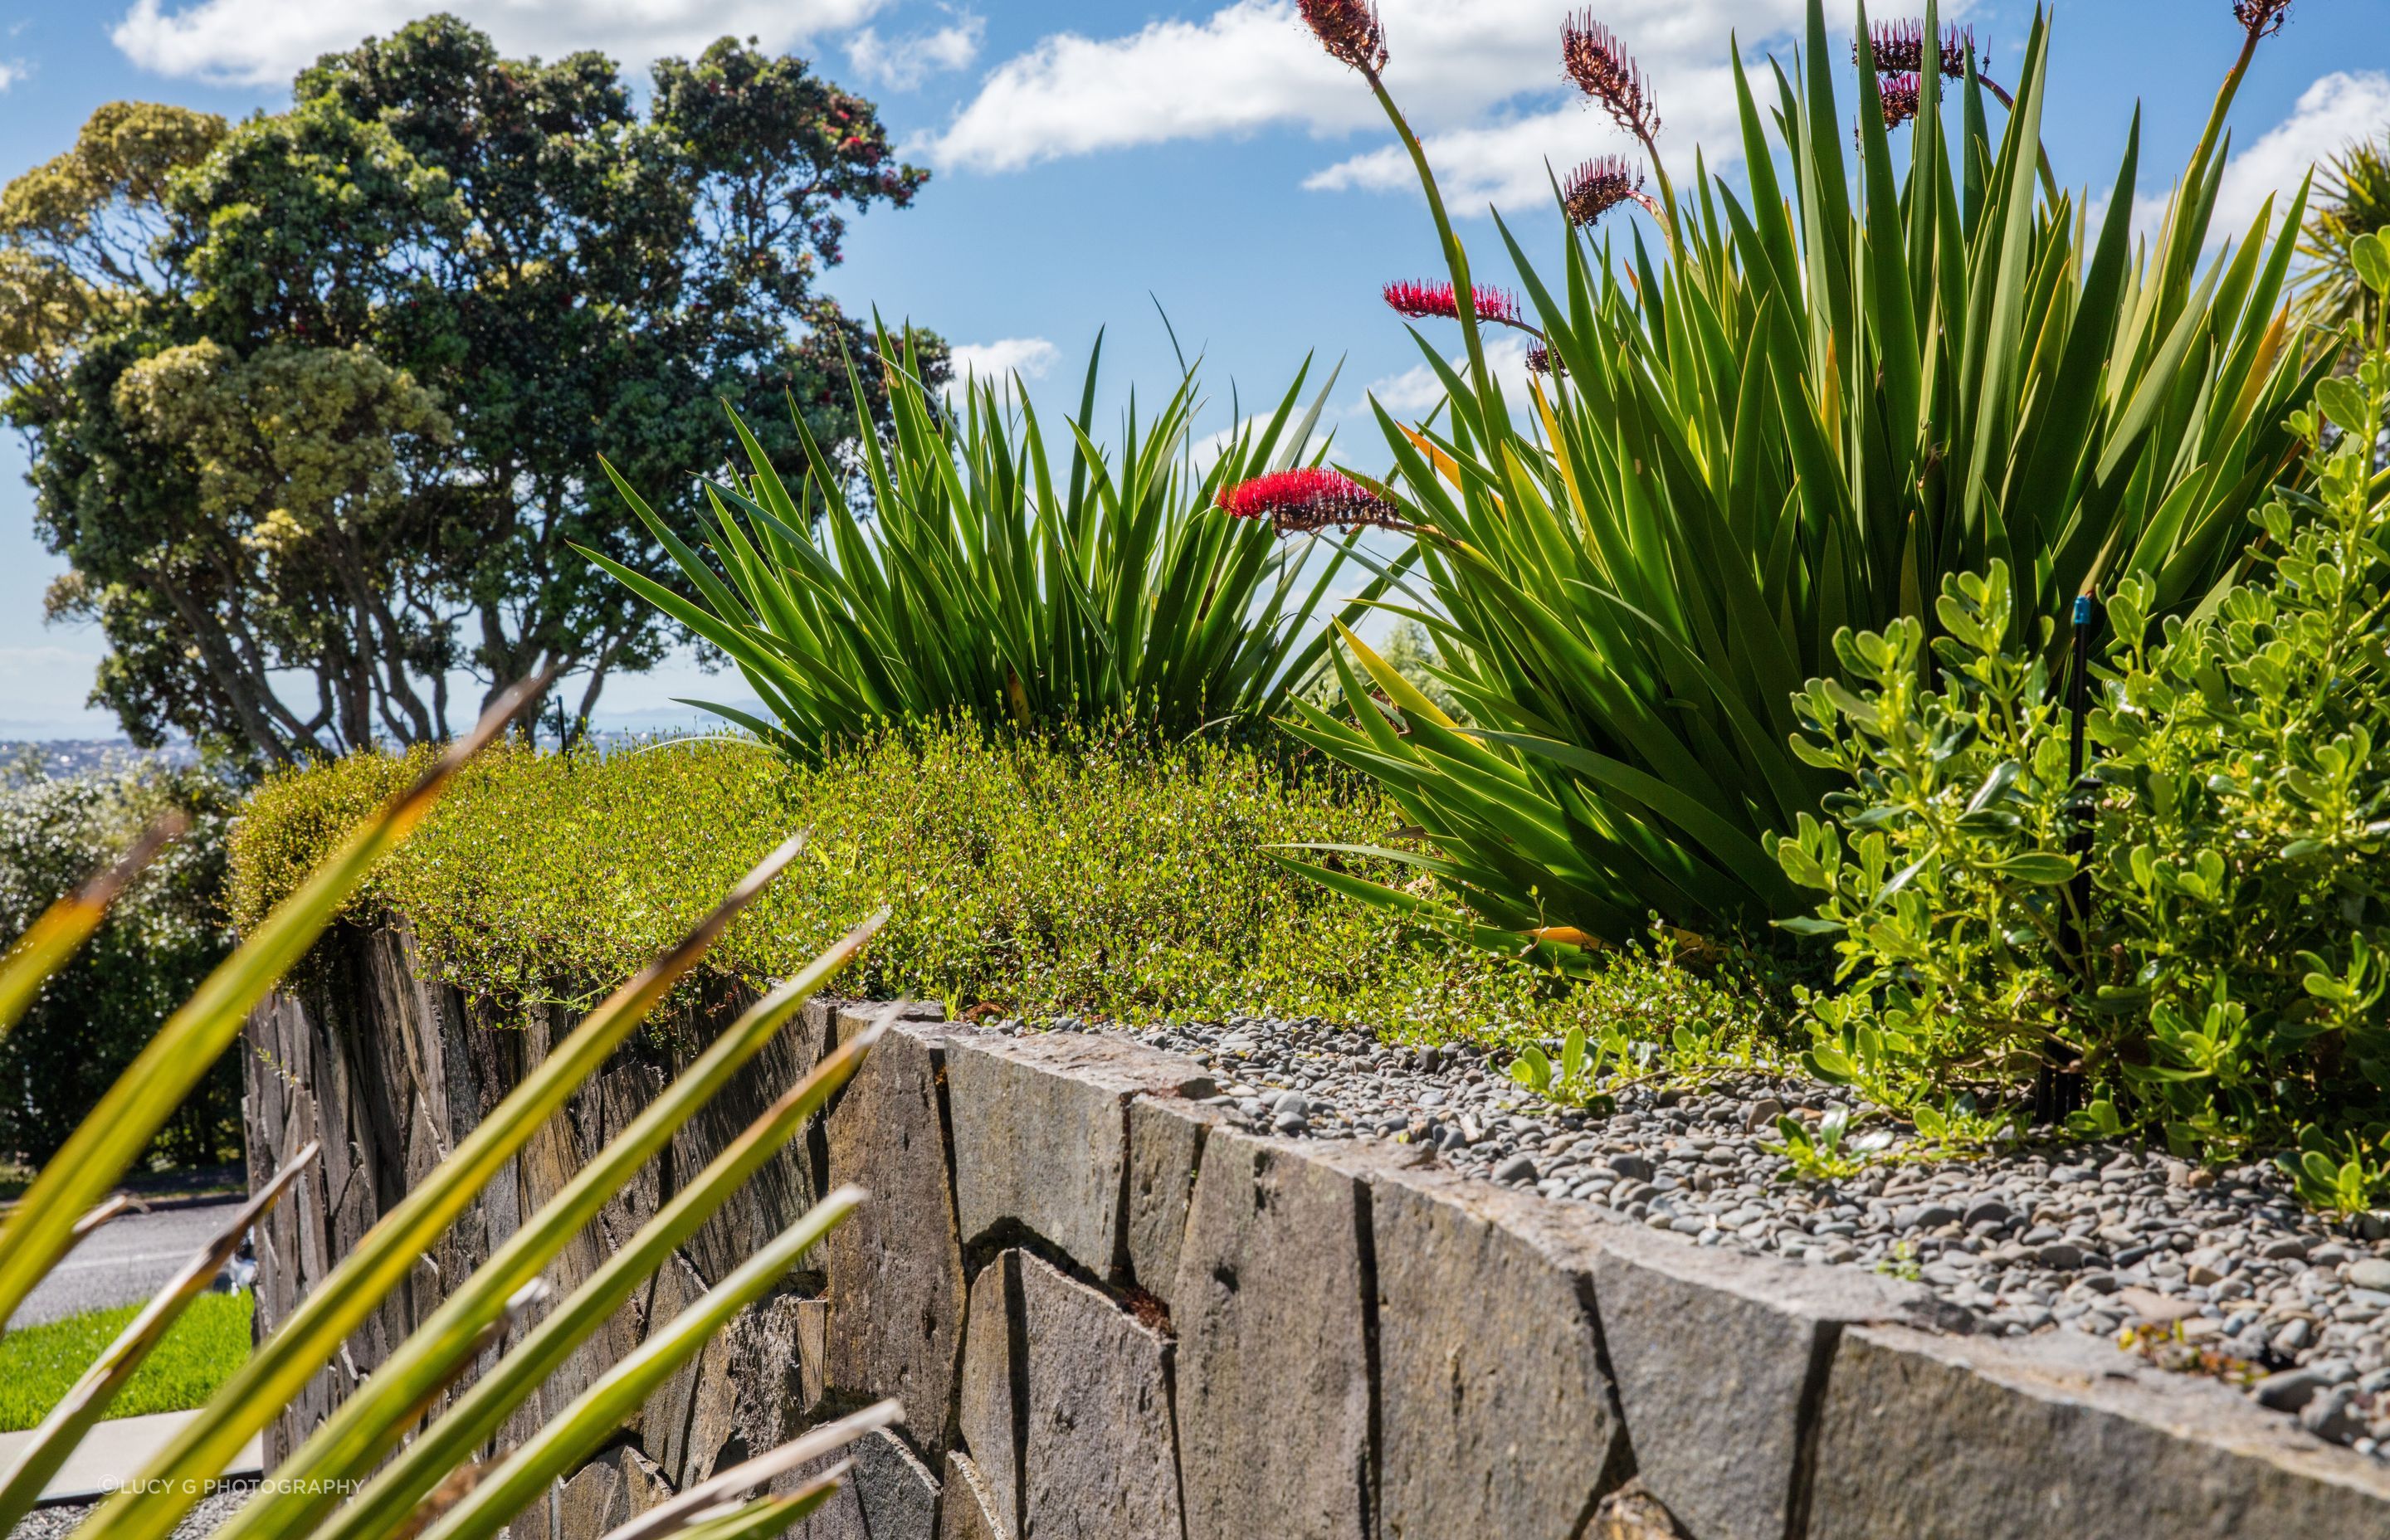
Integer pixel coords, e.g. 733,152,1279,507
2036,591,2098,1126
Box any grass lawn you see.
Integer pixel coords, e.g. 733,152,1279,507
0,1291,252,1432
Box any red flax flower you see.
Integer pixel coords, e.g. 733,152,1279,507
1875,74,1923,130
1383,280,1523,326
1561,13,1660,144
1298,0,1388,74
1562,155,1659,227
1526,345,1564,378
1856,20,2012,108
1217,469,1412,535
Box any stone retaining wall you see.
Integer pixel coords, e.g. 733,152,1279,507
246,925,2390,1538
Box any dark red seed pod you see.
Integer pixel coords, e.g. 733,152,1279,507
1298,0,1388,73
1562,12,1660,142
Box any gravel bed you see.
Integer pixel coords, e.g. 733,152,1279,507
998,1012,2390,1460
9,1482,251,1540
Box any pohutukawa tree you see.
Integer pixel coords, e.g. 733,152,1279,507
0,17,940,765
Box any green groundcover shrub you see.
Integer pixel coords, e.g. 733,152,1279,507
229,722,1766,1050
0,757,237,1167
0,1291,252,1432
1778,237,2390,1201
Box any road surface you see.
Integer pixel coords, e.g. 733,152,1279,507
7,1199,246,1328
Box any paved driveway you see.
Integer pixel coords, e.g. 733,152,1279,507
7,1199,246,1328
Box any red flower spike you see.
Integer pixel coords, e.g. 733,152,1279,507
1526,345,1564,378
1876,74,1923,130
1857,21,1982,79
1217,469,1410,536
1561,13,1660,142
1299,0,1388,73
1562,155,1656,227
1383,280,1522,326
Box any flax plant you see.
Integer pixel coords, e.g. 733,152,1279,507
590,330,1401,754
0,679,902,1540
1268,0,2325,952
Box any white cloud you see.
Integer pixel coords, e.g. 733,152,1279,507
846,8,982,92
948,336,1060,383
1352,332,1538,420
2214,71,2390,241
0,61,22,90
111,0,890,87
919,0,1815,210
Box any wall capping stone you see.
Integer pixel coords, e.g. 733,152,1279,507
246,932,2390,1539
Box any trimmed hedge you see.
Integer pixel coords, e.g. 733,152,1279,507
229,724,1763,1048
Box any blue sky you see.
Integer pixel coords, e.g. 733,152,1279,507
1,0,2384,738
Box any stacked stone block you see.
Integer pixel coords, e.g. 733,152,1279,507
247,926,2390,1538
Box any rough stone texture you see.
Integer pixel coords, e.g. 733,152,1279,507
555,1445,675,1540
1588,1479,1691,1539
1017,1252,1183,1540
818,1009,966,1462
1124,1094,1223,1308
1360,1153,1624,1540
252,941,2390,1540
1811,1323,2390,1538
944,1031,1213,1276
940,1452,1007,1540
1172,1128,1371,1540
1589,1220,1969,1540
955,1253,1022,1538
794,1297,829,1420
782,1426,943,1540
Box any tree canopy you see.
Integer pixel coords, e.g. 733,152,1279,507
2,16,942,763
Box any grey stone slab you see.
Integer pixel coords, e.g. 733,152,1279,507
1124,1094,1226,1309
784,1427,941,1540
1810,1323,2390,1539
554,1445,674,1540
1588,1479,1690,1539
1017,1252,1182,1540
944,1030,1214,1276
820,1016,967,1461
795,1297,828,1419
956,1253,1021,1538
1362,1156,1623,1540
1587,1221,1966,1540
853,1428,943,1540
940,1451,1007,1540
1172,1128,1371,1540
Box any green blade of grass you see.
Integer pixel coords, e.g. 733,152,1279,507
410,1188,866,1540
0,674,547,1336
77,820,802,1540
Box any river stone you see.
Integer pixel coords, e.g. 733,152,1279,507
1018,1252,1183,1539
1589,1220,1968,1540
944,1029,1214,1274
819,1015,966,1462
1363,1156,1623,1538
957,1251,1022,1537
1173,1128,1372,1540
1810,1323,2390,1538
941,1451,1007,1540
1126,1094,1227,1308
